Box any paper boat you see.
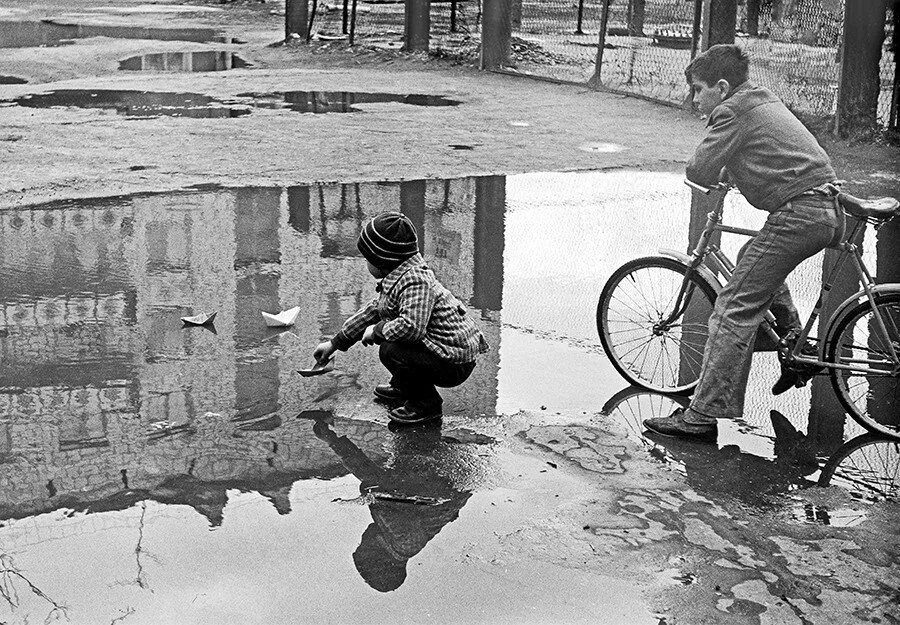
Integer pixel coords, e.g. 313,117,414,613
297,357,334,377
181,311,217,326
261,306,301,328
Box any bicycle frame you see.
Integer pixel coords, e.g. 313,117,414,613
667,183,900,377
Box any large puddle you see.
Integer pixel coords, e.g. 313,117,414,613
0,171,897,621
239,91,463,114
12,89,251,118
10,89,461,117
0,20,232,48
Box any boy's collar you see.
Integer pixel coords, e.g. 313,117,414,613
376,253,425,292
724,80,752,101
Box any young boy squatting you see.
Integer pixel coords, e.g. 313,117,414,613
314,212,489,426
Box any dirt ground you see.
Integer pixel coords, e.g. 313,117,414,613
0,0,897,210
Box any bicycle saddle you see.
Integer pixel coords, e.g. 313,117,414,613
837,192,900,219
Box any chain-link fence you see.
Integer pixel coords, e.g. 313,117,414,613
299,0,898,130
306,0,480,53
596,0,698,102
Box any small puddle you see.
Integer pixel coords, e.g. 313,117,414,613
0,75,27,84
0,20,232,48
119,51,251,72
239,90,462,114
12,89,250,118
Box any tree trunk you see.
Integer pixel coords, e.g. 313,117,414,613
627,0,646,36
481,0,512,69
707,0,738,46
746,0,760,35
510,0,522,30
404,0,431,52
837,0,888,136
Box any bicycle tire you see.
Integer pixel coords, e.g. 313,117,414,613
597,256,717,394
818,433,900,502
825,290,900,440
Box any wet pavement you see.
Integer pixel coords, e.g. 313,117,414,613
0,170,898,623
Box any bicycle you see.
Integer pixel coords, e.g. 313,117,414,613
596,180,900,440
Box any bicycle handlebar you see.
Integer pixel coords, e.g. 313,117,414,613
684,179,730,195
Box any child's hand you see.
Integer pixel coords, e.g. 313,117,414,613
361,325,377,346
313,340,336,363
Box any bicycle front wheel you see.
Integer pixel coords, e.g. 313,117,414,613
826,291,900,440
597,256,717,394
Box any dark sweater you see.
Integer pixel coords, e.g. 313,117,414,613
686,82,836,212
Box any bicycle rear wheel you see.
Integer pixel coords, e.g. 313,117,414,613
597,256,717,394
818,433,900,502
826,291,900,440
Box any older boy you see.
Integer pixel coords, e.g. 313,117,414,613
644,44,844,440
314,212,488,425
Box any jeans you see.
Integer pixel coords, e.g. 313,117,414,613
379,341,476,406
688,194,845,421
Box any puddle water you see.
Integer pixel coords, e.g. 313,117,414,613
119,51,251,72
0,20,231,48
9,89,461,118
12,89,251,118
239,90,462,114
0,170,896,622
0,75,27,84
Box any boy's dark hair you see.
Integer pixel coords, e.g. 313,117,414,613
684,44,749,88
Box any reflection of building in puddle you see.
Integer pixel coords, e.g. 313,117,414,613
0,177,502,523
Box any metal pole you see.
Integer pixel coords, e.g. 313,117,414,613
590,0,612,86
576,0,585,34
342,0,349,34
451,0,457,32
691,0,703,57
307,0,318,41
349,0,359,44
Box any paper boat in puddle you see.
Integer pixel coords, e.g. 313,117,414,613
181,311,217,326
297,357,334,377
261,306,301,328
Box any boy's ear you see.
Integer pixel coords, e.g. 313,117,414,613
716,79,731,96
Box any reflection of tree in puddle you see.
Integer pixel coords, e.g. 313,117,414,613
309,413,473,592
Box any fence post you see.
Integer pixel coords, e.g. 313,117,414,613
285,0,309,40
481,0,512,69
404,0,431,51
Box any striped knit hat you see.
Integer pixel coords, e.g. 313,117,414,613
357,212,419,269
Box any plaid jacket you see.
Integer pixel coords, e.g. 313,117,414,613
331,254,489,363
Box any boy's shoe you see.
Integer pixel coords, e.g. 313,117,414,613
643,408,717,441
773,339,823,396
374,384,405,403
388,400,442,426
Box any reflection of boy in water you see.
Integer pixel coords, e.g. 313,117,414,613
312,419,471,593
